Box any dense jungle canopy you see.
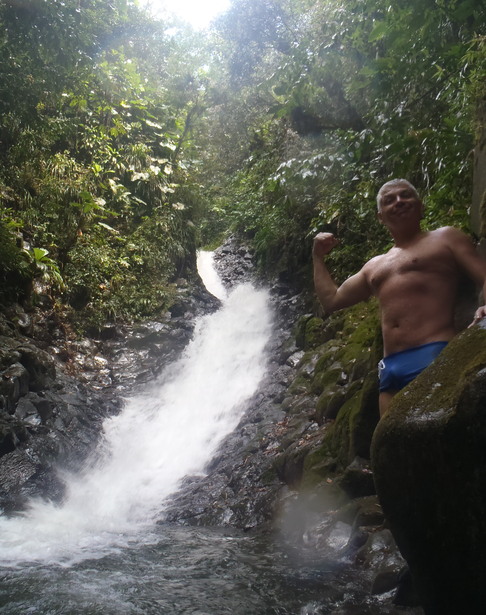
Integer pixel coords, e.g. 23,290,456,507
0,0,485,329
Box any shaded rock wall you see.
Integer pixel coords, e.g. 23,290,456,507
276,301,382,490
268,303,419,607
371,321,486,614
0,310,120,511
0,277,218,513
472,87,486,260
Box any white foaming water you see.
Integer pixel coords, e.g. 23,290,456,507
196,250,227,300
0,252,272,566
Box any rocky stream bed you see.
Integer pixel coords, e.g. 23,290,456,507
3,237,486,613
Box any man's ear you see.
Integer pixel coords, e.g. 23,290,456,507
377,210,384,224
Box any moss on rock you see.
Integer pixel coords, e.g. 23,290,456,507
371,322,486,614
281,301,382,491
384,325,486,422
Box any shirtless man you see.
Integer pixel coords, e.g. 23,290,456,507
313,179,486,417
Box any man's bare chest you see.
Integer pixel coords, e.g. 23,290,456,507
368,244,457,294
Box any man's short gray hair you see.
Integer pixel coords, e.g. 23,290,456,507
377,179,420,210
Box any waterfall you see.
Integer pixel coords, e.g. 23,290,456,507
0,251,272,566
196,250,227,300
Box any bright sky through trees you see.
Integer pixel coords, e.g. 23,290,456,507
140,0,230,29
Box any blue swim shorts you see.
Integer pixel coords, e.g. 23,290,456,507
378,341,448,393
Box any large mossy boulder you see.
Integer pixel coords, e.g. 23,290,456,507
371,321,486,615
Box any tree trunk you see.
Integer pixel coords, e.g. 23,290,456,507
472,94,486,260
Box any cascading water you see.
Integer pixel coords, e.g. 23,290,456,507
0,252,406,615
0,251,272,566
195,250,228,301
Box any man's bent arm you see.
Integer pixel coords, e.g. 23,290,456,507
471,278,486,325
444,226,486,325
313,233,372,314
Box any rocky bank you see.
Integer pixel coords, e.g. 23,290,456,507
165,237,486,613
0,277,219,512
2,236,485,614
163,238,424,613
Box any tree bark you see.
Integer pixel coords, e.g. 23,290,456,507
472,94,486,260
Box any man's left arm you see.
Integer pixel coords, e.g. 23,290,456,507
445,226,486,325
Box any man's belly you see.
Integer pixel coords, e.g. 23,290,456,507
381,315,456,356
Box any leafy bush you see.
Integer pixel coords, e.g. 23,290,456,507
0,220,32,304
203,0,484,285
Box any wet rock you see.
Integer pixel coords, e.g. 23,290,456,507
371,569,401,595
170,277,222,317
17,344,56,391
355,528,405,572
333,495,384,534
0,336,21,366
371,323,486,615
97,323,122,340
1,362,29,411
0,447,65,512
337,457,375,499
287,350,305,368
0,449,39,500
351,496,385,530
213,236,256,288
0,314,124,511
393,567,422,607
14,396,40,422
0,415,28,457
316,386,350,422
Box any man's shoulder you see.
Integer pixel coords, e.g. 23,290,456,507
427,226,473,251
429,226,467,240
362,251,389,273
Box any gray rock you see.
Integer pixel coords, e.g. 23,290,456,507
0,362,29,410
372,324,486,614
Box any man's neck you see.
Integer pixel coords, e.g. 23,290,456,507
390,226,425,248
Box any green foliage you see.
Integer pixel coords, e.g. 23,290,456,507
0,0,206,327
1,0,485,324
22,247,64,288
202,0,486,283
0,218,31,304
63,228,176,328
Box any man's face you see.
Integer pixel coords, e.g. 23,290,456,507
377,183,423,228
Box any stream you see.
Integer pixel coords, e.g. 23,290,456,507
0,252,401,614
